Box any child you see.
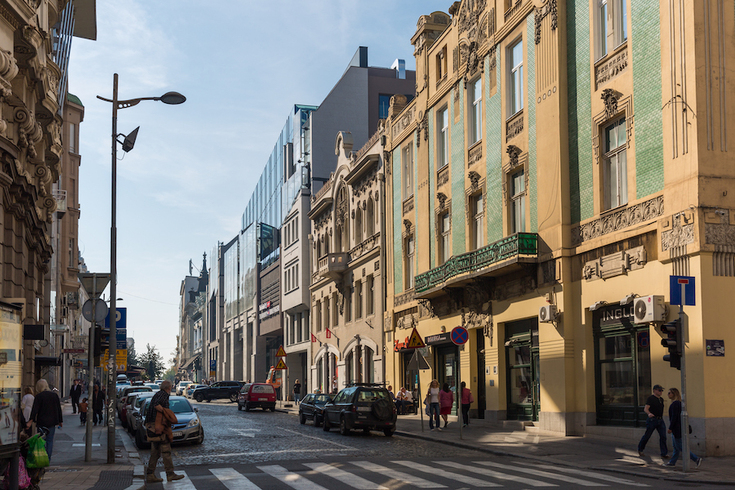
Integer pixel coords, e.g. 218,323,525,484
79,397,88,425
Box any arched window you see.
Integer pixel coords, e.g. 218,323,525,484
366,198,375,237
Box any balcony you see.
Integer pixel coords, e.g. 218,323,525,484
318,252,349,280
415,233,538,295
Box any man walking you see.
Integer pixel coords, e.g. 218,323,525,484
638,384,669,459
69,379,82,414
144,380,184,483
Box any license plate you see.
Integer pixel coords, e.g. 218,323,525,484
357,407,371,412
172,431,183,437
259,398,268,401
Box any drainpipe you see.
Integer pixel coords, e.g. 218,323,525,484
379,158,387,385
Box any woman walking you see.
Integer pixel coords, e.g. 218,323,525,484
426,379,441,431
439,383,453,428
460,381,474,427
664,388,702,467
21,386,34,436
293,379,301,404
92,384,105,426
26,379,62,461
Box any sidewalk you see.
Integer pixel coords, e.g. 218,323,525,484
36,397,143,490
277,400,735,485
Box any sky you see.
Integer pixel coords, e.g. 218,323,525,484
70,1,451,366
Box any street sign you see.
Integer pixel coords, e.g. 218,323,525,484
451,326,469,345
406,349,430,370
81,300,108,323
276,345,286,357
670,276,695,306
63,348,85,354
78,273,110,298
274,358,288,370
406,328,426,349
105,307,127,349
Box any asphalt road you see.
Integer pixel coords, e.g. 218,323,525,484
126,400,722,490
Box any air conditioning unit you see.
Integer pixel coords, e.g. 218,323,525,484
539,304,557,323
633,295,665,323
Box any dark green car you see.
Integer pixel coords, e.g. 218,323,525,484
322,384,396,437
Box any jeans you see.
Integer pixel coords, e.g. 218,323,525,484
147,441,174,476
429,402,440,429
669,434,698,465
638,417,668,456
38,426,56,461
461,403,471,425
294,394,300,404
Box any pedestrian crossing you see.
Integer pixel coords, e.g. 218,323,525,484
152,459,649,489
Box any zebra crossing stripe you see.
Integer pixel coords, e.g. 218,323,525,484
351,461,446,488
394,461,501,487
475,461,607,487
438,461,557,487
210,467,261,490
258,465,329,490
161,471,196,490
303,463,388,490
516,463,649,487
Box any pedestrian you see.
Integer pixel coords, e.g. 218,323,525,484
460,381,474,427
332,376,338,394
293,379,301,404
144,380,184,483
425,379,441,431
21,387,34,436
637,384,669,459
92,384,105,426
396,387,412,415
439,383,453,428
79,397,88,425
26,379,62,462
387,385,395,401
664,388,702,467
69,379,82,414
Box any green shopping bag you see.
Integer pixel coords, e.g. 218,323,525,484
25,434,49,469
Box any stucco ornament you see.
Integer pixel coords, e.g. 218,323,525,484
506,145,522,168
601,89,621,119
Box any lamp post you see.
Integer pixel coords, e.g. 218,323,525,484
97,73,185,463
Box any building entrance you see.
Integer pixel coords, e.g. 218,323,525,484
435,344,457,415
505,318,540,421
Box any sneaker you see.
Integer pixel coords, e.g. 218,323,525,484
436,427,442,431
662,462,675,467
463,424,468,427
167,473,185,482
696,457,703,468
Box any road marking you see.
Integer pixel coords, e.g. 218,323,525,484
439,461,557,487
232,429,260,438
181,448,359,463
304,462,388,490
281,428,355,449
351,461,446,488
258,465,328,490
210,467,261,490
516,463,649,487
162,470,196,490
476,461,607,486
71,443,100,446
395,461,500,487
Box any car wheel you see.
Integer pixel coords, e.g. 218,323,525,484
362,428,371,435
300,413,306,425
270,406,276,412
194,428,204,445
244,402,250,412
315,415,322,428
384,428,395,437
339,416,350,436
230,393,238,402
237,403,242,411
323,415,331,431
194,394,203,402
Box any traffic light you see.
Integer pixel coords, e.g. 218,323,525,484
660,319,682,370
93,325,110,358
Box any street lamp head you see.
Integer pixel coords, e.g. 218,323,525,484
121,126,139,153
158,91,186,105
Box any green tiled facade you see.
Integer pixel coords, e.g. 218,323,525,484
486,51,504,243
527,17,538,232
631,0,664,198
428,110,436,269
451,86,467,255
392,146,403,294
566,0,593,223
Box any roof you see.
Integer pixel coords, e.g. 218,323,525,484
67,93,83,107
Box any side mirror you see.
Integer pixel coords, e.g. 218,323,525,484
194,407,198,412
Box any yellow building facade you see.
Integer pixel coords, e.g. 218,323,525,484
384,0,735,456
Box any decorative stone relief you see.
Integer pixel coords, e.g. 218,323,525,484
415,111,428,147
705,214,735,247
437,166,449,187
506,112,524,141
571,196,664,246
468,143,483,168
403,219,412,234
582,246,647,281
506,145,522,168
595,49,629,89
601,89,621,120
391,103,415,139
437,192,448,209
395,289,415,307
661,213,695,251
535,0,558,44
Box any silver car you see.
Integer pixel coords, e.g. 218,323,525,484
126,392,156,434
134,395,204,449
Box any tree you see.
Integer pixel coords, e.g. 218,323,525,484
127,342,138,368
138,343,165,380
163,366,176,382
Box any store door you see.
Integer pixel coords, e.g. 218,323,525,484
436,344,457,415
505,318,540,421
475,329,486,418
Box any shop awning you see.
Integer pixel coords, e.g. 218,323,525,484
180,355,200,371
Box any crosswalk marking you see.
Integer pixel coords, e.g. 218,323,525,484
303,463,388,490
439,460,557,487
351,461,446,488
395,461,501,487
258,465,329,490
516,463,649,487
162,470,196,490
476,461,607,486
210,467,261,490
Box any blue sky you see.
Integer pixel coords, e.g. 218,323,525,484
70,1,450,366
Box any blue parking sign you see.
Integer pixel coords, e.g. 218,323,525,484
670,276,695,306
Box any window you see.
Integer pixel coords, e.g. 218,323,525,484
509,39,524,116
366,275,374,316
69,123,77,153
355,280,363,319
468,78,482,145
332,292,339,327
436,46,448,81
366,198,375,237
439,212,451,265
355,207,363,244
345,284,352,322
323,298,330,331
510,170,525,233
285,262,298,293
471,194,485,250
596,0,627,60
405,236,415,290
402,144,413,200
379,94,392,120
315,300,322,332
602,118,628,210
437,108,449,168
68,238,75,267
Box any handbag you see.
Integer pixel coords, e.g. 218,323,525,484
2,455,31,490
25,434,49,469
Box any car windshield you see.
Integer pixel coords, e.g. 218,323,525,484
314,394,331,404
357,390,389,402
169,398,194,413
146,384,159,389
135,396,152,408
126,387,151,395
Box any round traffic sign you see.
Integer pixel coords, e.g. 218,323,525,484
451,326,469,345
82,299,108,323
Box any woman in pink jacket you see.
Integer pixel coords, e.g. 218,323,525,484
439,383,453,428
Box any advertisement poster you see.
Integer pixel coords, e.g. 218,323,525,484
0,302,22,446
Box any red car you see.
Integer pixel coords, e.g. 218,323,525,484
237,383,276,411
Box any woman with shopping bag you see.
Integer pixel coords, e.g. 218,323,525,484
26,379,62,462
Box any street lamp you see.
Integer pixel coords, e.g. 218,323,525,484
97,73,185,464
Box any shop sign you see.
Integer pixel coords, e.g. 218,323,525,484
706,339,725,357
425,332,451,345
259,300,279,320
598,304,635,327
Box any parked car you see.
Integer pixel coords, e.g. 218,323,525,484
126,392,156,434
299,393,332,426
176,381,192,396
134,396,204,449
145,383,160,391
192,381,243,403
117,386,152,414
154,379,164,385
237,383,276,411
322,384,396,437
186,384,206,398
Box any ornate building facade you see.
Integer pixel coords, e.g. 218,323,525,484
385,0,735,455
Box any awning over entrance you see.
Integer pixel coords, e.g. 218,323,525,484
180,355,200,371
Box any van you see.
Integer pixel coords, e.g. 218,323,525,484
237,383,276,412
